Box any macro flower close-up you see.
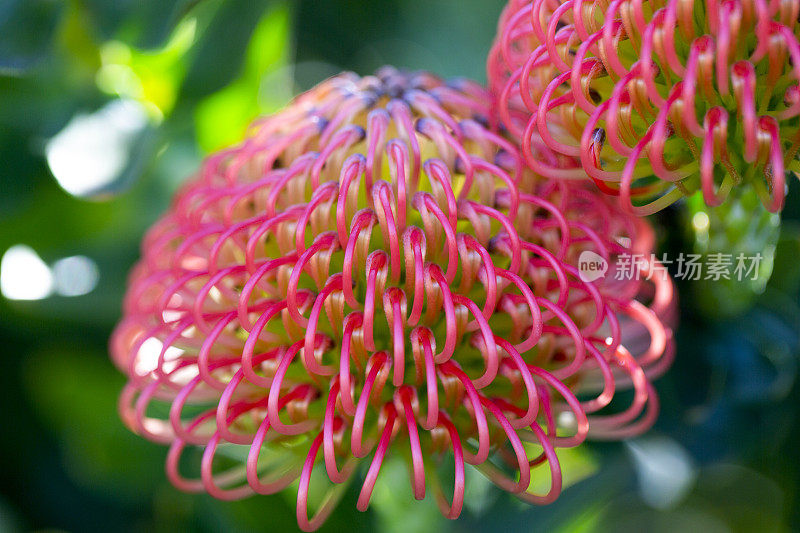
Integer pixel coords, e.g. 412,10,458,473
489,0,800,214
3,2,800,532
111,68,674,530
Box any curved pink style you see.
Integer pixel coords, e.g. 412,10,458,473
488,0,800,214
111,68,676,531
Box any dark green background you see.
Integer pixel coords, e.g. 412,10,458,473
2,1,800,531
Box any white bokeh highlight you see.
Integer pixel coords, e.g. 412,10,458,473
626,436,696,510
52,255,100,297
45,99,147,198
1,245,54,301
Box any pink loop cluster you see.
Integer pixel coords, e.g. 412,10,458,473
488,0,800,214
111,68,675,531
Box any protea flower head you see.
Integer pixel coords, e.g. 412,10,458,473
111,67,675,531
488,0,800,214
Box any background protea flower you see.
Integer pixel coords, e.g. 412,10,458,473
110,67,675,531
488,0,800,214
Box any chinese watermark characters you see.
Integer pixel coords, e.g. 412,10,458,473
578,252,763,282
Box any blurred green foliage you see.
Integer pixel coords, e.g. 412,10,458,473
1,1,800,532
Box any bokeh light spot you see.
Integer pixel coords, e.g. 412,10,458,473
1,245,54,301
52,255,99,297
692,212,710,232
45,99,148,199
627,436,696,510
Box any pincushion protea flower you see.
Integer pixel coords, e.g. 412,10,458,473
488,0,800,215
111,68,675,531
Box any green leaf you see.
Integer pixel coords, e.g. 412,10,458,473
180,0,278,100
369,456,445,533
527,445,599,496
194,3,292,152
97,16,198,119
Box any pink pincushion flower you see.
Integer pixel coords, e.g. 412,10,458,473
111,68,675,531
489,0,800,214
